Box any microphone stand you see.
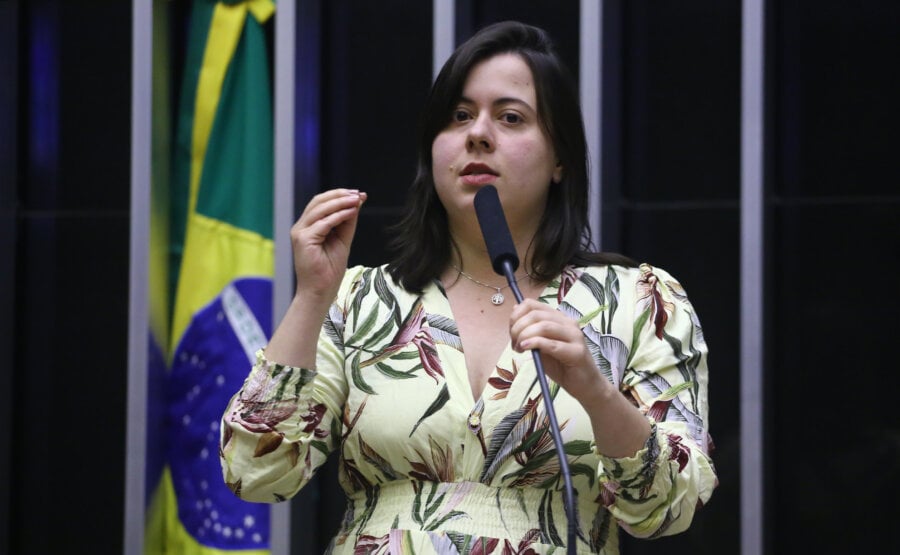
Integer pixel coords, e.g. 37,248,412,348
500,259,577,555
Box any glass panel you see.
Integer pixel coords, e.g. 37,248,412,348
615,2,741,553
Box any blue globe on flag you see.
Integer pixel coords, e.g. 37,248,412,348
167,277,273,549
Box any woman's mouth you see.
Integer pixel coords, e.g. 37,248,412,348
460,163,498,186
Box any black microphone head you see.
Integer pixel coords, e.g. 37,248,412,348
474,185,520,276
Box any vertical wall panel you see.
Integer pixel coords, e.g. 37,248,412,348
770,203,900,552
620,2,740,203
0,2,19,554
771,2,900,552
11,1,132,552
614,2,741,553
774,3,900,198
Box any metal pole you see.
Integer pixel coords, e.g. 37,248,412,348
741,0,766,553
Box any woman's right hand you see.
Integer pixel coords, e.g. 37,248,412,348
291,188,367,300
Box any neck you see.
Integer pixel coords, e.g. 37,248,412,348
446,223,536,284
447,202,539,284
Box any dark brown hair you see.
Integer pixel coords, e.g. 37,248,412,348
386,21,635,292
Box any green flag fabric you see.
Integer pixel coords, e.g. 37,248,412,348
146,1,276,553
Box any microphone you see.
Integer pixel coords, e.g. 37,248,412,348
473,185,577,554
473,185,520,276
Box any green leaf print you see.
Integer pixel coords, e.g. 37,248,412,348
310,439,330,457
358,485,380,535
605,266,620,334
391,350,422,360
568,462,597,487
563,439,594,456
350,269,372,328
425,510,467,532
363,304,399,349
412,484,425,527
502,450,559,487
347,303,380,346
373,267,394,310
578,304,608,326
396,530,416,553
657,381,693,401
627,307,652,367
515,425,546,454
409,384,450,437
330,409,342,440
481,401,537,483
662,325,702,393
538,488,563,546
412,481,474,533
358,433,400,481
412,481,448,527
374,361,417,380
589,505,611,551
350,351,376,395
579,271,606,307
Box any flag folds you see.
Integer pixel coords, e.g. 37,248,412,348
147,1,276,553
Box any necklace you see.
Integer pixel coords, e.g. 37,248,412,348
450,264,532,306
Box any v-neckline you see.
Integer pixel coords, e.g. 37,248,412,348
425,277,560,408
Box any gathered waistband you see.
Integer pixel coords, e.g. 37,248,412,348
336,479,614,552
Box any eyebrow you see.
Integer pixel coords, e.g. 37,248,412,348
458,95,536,112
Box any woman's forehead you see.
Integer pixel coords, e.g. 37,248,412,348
460,53,536,103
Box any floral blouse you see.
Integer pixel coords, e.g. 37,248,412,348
220,263,717,554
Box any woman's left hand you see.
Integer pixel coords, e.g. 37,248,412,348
509,299,610,403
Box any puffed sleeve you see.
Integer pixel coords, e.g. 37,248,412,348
219,266,365,503
597,263,717,538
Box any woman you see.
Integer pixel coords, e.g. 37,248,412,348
221,21,716,554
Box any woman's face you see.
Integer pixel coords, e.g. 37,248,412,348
431,53,562,235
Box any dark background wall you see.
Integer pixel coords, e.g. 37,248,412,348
0,0,18,549
3,1,132,554
2,1,898,554
770,2,900,552
606,2,741,553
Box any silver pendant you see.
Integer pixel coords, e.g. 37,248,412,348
491,292,505,305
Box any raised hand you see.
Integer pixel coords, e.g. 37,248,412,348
291,188,367,300
262,189,366,368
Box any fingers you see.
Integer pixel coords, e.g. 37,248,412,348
334,190,366,246
509,300,587,361
509,300,601,396
510,301,572,346
294,189,366,243
292,190,366,263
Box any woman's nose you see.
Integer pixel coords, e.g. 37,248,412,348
466,115,494,152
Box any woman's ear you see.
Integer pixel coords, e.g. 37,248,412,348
552,162,563,184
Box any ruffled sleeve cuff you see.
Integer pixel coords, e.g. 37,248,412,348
596,418,716,538
596,419,662,501
220,350,335,502
249,349,318,394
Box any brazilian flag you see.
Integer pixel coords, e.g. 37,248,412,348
146,1,276,553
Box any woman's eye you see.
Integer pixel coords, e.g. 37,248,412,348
452,110,471,122
500,113,522,124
